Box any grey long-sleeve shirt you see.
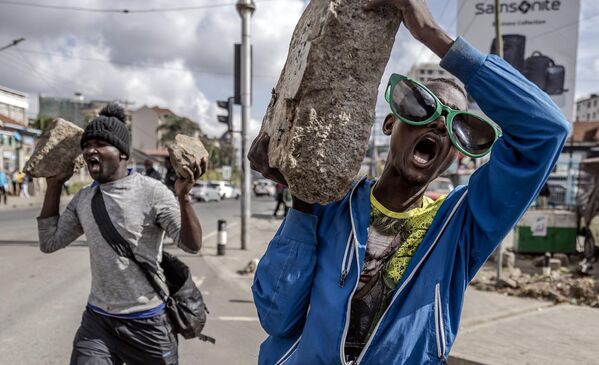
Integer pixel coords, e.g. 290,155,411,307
37,172,190,314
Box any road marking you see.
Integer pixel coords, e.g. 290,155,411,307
192,276,205,287
203,221,240,240
216,316,259,322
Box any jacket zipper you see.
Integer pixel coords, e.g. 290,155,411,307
275,336,302,365
351,190,468,364
434,282,447,361
339,231,355,287
339,179,364,364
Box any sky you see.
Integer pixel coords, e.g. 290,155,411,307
0,0,598,141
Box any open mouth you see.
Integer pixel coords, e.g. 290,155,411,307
86,156,101,172
412,135,438,167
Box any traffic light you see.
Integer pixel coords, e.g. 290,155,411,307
217,97,234,132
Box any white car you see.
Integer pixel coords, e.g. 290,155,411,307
253,179,275,197
209,181,240,199
190,182,221,202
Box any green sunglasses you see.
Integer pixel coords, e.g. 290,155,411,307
384,73,502,158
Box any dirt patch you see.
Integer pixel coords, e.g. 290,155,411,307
471,264,599,308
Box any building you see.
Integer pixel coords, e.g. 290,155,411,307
576,94,599,122
0,85,40,173
131,106,176,152
38,94,121,128
407,62,460,86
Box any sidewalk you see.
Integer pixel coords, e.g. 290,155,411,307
205,215,599,365
0,194,45,211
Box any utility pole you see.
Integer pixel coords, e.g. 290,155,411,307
370,121,378,178
494,1,504,59
0,38,25,52
494,0,504,285
236,0,255,250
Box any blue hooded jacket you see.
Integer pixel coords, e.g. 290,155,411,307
252,37,570,365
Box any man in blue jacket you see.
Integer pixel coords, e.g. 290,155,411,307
248,0,570,364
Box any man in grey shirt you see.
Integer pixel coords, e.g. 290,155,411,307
37,103,203,365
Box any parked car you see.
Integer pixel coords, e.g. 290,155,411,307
425,177,454,200
253,179,275,197
190,182,221,202
209,180,239,199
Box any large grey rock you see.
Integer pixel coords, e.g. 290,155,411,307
258,1,402,204
167,134,208,181
24,118,85,178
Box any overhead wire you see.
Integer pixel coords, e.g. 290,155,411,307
0,48,114,98
14,48,278,79
0,0,299,14
13,48,64,96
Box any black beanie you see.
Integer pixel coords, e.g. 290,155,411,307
81,103,130,159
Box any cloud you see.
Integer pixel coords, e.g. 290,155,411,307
0,0,306,138
1,0,599,138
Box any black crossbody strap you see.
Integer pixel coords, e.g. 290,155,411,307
91,188,169,302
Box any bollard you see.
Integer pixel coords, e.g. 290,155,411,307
217,220,227,256
542,252,551,277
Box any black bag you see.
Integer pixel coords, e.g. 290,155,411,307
524,51,554,91
545,64,566,95
490,34,526,72
91,188,215,343
524,51,567,95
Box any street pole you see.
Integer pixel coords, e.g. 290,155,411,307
370,122,378,178
495,0,504,285
237,0,255,250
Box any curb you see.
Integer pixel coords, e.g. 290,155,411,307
448,356,487,365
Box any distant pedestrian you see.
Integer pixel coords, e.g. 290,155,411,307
164,156,177,193
0,170,8,204
537,183,551,209
144,159,163,181
11,169,18,195
17,171,29,198
282,187,292,217
272,182,287,217
37,103,204,365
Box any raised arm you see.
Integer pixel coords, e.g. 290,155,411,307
249,132,318,337
442,38,569,277
38,169,84,253
155,175,202,254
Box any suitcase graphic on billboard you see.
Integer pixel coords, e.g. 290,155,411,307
545,64,567,95
524,51,567,95
490,34,526,72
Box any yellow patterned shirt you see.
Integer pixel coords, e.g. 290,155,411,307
345,186,446,353
368,188,446,289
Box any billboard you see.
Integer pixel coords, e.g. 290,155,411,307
458,0,581,120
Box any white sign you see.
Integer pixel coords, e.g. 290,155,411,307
458,0,581,120
531,214,548,237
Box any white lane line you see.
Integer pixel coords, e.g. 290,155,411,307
216,316,259,322
192,275,205,287
203,221,240,240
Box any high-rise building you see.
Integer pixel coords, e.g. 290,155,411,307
407,62,461,86
38,95,116,128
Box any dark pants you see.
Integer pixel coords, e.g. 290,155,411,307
0,186,6,204
70,308,178,365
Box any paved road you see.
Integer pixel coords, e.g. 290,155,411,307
0,196,279,365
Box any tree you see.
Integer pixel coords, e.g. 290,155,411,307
31,114,54,132
157,115,201,145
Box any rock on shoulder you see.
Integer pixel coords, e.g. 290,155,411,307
257,1,402,204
